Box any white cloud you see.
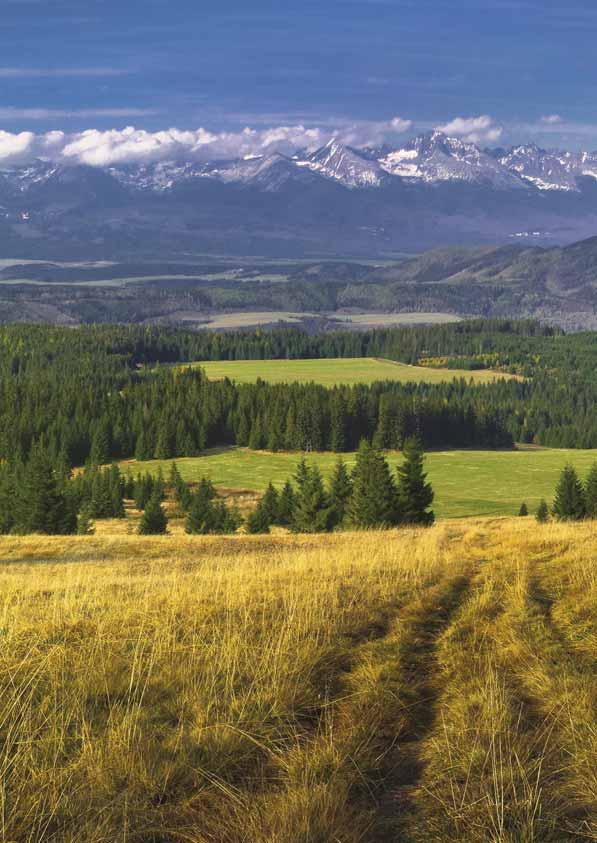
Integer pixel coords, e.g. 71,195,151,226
0,107,157,120
436,114,503,144
541,114,563,125
0,130,36,164
0,67,130,78
0,118,417,167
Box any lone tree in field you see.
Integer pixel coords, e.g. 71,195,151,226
536,499,549,523
552,465,586,521
518,502,529,517
396,438,435,526
138,492,168,535
348,440,397,528
585,462,597,518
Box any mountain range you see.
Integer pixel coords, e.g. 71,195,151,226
4,131,597,259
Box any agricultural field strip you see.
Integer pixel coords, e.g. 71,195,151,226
192,357,510,386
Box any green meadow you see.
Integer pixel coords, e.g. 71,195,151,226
190,356,511,386
121,445,597,519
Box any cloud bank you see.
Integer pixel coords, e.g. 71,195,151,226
0,117,414,166
2,113,592,168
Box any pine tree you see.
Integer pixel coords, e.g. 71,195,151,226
185,479,216,534
260,482,279,523
585,463,597,518
76,504,95,535
330,394,347,452
246,502,271,534
276,480,295,526
292,464,331,533
553,465,586,521
154,425,173,460
135,431,151,462
348,440,397,529
108,464,125,518
328,458,353,528
518,502,529,517
124,469,135,499
90,469,110,518
89,420,110,466
0,463,16,534
138,492,168,535
18,445,76,534
396,438,434,526
154,467,166,501
248,416,265,450
536,499,549,523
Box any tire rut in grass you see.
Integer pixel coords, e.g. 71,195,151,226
365,568,475,842
506,565,597,839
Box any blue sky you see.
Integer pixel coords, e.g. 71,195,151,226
2,0,597,161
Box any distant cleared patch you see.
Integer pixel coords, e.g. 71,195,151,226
195,312,316,329
193,357,512,386
333,312,462,326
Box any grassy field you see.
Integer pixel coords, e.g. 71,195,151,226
193,357,511,386
122,445,597,518
0,518,594,841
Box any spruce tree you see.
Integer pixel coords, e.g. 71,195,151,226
0,463,15,535
246,502,271,534
135,431,151,462
276,480,296,526
292,464,332,533
185,478,216,534
89,420,110,467
518,502,529,517
108,464,125,518
330,394,347,452
348,440,397,529
248,416,265,450
76,504,95,535
552,465,586,521
18,445,76,534
138,492,168,535
536,499,549,523
260,482,279,524
585,463,597,518
328,458,353,528
396,438,434,526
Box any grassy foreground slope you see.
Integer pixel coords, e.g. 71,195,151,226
125,445,597,518
193,357,513,386
0,519,595,842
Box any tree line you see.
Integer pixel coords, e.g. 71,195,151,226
0,439,434,536
6,320,597,470
159,438,434,536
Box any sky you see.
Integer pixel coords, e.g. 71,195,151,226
2,0,597,165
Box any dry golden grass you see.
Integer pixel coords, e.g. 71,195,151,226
0,519,594,842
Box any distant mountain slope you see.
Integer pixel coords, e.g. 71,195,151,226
3,131,597,259
5,234,597,328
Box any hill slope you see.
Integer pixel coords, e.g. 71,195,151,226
1,519,594,841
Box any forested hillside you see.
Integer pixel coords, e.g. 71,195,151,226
3,320,597,472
